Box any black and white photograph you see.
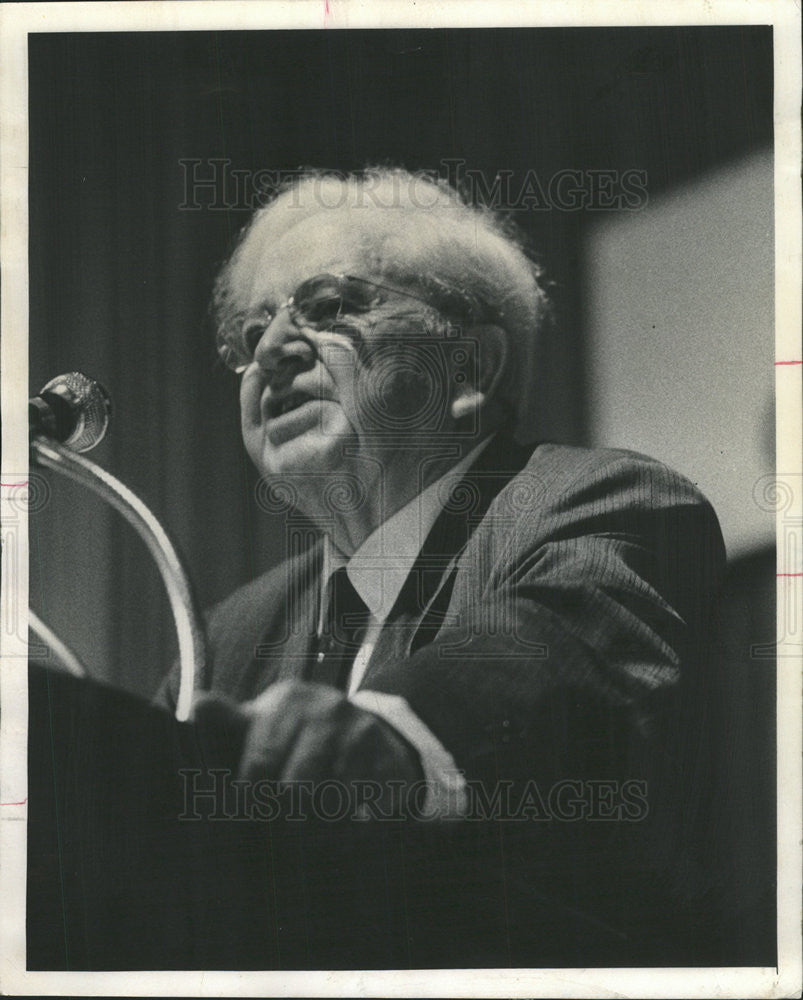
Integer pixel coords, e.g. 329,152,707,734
1,1,800,996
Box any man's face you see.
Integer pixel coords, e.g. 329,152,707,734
236,213,472,504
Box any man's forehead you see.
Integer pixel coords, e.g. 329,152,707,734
242,210,388,309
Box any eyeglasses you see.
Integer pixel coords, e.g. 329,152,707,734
217,272,448,374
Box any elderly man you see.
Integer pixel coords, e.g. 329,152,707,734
161,167,723,806
158,169,725,958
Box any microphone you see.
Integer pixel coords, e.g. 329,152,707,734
30,372,206,720
29,372,112,453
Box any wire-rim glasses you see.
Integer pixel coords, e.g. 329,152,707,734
217,273,449,374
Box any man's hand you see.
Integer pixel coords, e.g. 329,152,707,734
193,681,423,787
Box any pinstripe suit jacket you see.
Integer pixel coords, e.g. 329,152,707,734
161,434,726,796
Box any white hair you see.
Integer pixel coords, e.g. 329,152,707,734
213,167,552,428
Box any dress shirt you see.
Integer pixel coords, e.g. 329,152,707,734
318,437,492,819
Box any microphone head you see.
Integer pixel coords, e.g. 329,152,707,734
38,372,112,452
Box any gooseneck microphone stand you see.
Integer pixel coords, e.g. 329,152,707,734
30,435,206,723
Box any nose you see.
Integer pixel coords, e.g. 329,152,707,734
252,308,316,387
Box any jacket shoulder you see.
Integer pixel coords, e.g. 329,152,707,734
510,441,720,515
468,441,726,592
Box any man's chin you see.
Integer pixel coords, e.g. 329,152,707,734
251,424,358,481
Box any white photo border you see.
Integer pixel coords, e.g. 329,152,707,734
1,2,800,997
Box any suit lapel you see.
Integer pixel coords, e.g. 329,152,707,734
252,538,323,692
361,431,537,682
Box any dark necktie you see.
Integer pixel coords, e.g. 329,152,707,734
309,566,370,690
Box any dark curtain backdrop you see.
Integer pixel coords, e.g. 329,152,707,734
28,28,772,697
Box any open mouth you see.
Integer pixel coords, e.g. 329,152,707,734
267,390,319,420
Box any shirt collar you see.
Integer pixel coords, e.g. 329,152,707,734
321,436,492,625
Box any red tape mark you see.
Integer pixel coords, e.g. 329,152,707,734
775,360,802,365
1,797,28,807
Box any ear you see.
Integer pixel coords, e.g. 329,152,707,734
449,324,509,422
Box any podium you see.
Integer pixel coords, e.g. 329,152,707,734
27,662,768,970
28,663,481,969
31,662,545,969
